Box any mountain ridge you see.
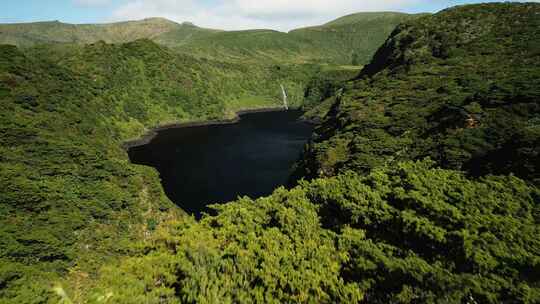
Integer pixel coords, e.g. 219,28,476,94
294,2,540,183
0,12,426,64
0,17,218,47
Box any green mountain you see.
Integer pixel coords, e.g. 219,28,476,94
173,29,320,63
176,12,425,64
0,18,219,47
0,12,424,65
294,2,540,184
152,21,222,47
0,39,325,302
289,12,428,64
1,3,539,303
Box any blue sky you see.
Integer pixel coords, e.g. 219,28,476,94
0,1,535,31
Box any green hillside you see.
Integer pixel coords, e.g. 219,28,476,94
0,12,424,65
0,18,218,47
0,39,324,302
176,12,424,64
293,2,540,184
80,3,537,303
152,22,222,47
0,3,539,303
174,29,321,63
289,12,428,64
0,42,179,302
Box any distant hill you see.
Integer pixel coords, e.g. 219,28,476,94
0,38,326,300
289,12,429,64
177,12,426,64
0,13,426,65
152,21,222,47
0,18,219,47
173,29,322,63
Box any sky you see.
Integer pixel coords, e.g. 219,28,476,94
0,0,537,31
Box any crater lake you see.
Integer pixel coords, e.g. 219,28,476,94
128,110,313,217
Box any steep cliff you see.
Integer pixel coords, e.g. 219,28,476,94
294,3,540,184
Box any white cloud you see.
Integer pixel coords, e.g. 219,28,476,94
74,0,112,7
232,0,422,19
109,0,503,31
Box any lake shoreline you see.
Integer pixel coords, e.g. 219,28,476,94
122,107,288,149
127,109,314,216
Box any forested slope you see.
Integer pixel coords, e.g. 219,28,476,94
75,3,539,303
289,12,427,65
0,3,539,303
83,161,540,303
176,12,424,65
0,39,322,301
294,3,540,184
0,43,179,301
0,13,423,65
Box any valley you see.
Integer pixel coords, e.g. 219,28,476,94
0,2,539,303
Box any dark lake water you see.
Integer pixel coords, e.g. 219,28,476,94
128,110,313,217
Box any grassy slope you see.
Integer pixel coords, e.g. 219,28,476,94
174,29,322,63
165,12,425,65
0,13,422,65
152,22,222,47
0,18,218,47
74,3,538,303
289,12,427,65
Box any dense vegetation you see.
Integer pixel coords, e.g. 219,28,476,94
174,13,424,65
0,43,179,302
0,3,539,303
0,38,330,302
289,12,428,65
294,3,540,184
83,160,540,303
0,13,423,65
26,39,330,137
302,66,361,121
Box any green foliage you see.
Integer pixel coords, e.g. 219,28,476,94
0,13,424,65
289,12,427,65
85,160,540,303
86,190,363,303
308,161,540,303
177,13,423,65
302,66,359,110
0,38,327,301
296,3,540,184
1,3,539,303
351,53,360,66
24,39,323,137
0,43,184,301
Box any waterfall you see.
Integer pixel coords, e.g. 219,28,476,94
280,84,289,110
